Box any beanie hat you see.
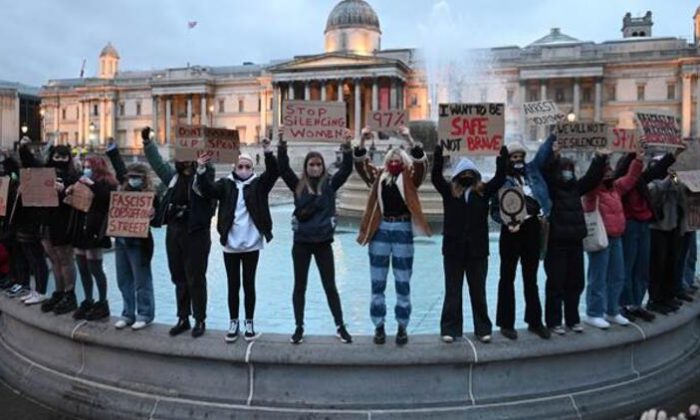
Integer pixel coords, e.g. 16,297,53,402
237,153,254,166
506,142,527,156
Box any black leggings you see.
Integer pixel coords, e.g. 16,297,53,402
223,251,260,320
292,241,344,328
76,251,108,302
14,241,49,294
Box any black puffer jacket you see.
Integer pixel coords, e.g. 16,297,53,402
543,153,606,243
68,179,116,249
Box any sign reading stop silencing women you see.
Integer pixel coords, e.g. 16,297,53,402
556,122,608,150
437,103,505,157
282,100,347,142
106,191,154,238
174,125,240,163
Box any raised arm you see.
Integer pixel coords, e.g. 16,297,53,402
276,139,299,192
530,133,555,171
643,152,675,183
409,145,427,188
331,144,353,191
105,142,128,184
483,145,509,198
141,127,174,185
614,157,643,196
430,145,450,197
258,139,280,194
577,153,607,196
18,142,42,168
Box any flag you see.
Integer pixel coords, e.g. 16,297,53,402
187,21,198,29
79,58,86,78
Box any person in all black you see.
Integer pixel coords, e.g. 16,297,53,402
195,139,278,343
142,127,215,338
433,144,507,343
542,143,607,335
277,131,354,345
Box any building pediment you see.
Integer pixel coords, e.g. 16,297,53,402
268,53,407,72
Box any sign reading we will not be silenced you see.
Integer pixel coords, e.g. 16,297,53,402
438,103,505,156
556,122,608,150
523,100,564,126
175,126,240,163
106,191,155,238
282,100,347,142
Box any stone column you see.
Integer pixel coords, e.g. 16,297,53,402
519,81,527,137
111,98,117,141
53,104,59,134
695,76,700,137
372,78,379,111
259,88,267,140
187,96,193,125
573,79,580,118
390,78,398,109
77,100,83,145
354,79,362,139
337,80,343,102
165,97,172,144
82,102,89,145
99,99,106,144
594,78,602,122
304,82,310,101
200,95,207,126
682,74,692,137
539,80,547,139
288,83,295,101
321,80,327,101
272,83,280,139
152,96,159,138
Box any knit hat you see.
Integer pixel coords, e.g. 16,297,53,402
451,157,481,182
506,142,527,156
237,153,254,166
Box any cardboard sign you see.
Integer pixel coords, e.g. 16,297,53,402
0,177,9,217
367,109,408,133
523,100,563,126
438,103,505,156
676,170,700,193
607,128,639,152
499,187,527,226
174,125,240,163
282,100,347,142
106,191,154,238
64,182,94,212
19,168,58,207
556,122,608,150
687,193,700,231
635,112,683,147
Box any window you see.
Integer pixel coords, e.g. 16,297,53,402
410,94,418,107
637,85,645,101
74,132,78,142
582,87,592,103
136,102,142,116
218,99,225,113
607,85,616,101
479,88,488,102
555,88,565,102
62,108,66,120
93,104,99,116
528,89,538,102
258,98,262,112
119,103,125,116
269,98,273,110
238,99,244,113
667,83,676,100
506,89,514,104
76,106,80,118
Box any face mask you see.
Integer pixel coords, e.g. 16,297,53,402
561,170,574,181
511,162,525,171
387,161,403,176
128,178,143,189
603,178,614,189
175,162,193,175
83,168,93,178
457,176,474,188
234,165,253,180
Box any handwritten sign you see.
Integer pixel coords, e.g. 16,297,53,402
438,103,505,156
106,191,154,238
556,122,608,150
523,100,563,126
636,112,683,147
0,177,9,217
367,109,408,133
687,194,700,230
282,100,347,142
499,187,527,226
19,168,58,207
607,128,639,152
174,125,240,163
64,182,94,212
676,170,700,193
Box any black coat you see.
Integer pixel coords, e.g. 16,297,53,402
432,146,507,260
543,153,606,243
68,179,116,249
196,151,279,247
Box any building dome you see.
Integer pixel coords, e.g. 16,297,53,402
100,42,120,59
325,0,381,34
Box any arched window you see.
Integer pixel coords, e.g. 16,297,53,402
639,31,646,36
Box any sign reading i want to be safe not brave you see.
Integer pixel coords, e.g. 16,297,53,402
438,103,505,156
282,100,347,142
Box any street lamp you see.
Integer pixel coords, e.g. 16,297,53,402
566,111,577,123
21,123,28,135
39,109,45,141
88,122,97,147
208,104,214,127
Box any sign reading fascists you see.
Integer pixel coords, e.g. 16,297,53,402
438,103,505,156
106,191,154,238
523,100,563,126
175,125,240,163
282,100,347,142
556,122,608,150
635,112,683,147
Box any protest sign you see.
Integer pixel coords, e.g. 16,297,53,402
174,125,240,163
19,168,58,207
281,100,347,142
687,194,700,231
367,109,408,133
437,103,505,156
63,182,94,212
499,187,527,226
676,170,700,193
0,177,9,217
106,191,154,238
556,122,608,150
607,128,639,153
635,112,683,147
522,100,563,126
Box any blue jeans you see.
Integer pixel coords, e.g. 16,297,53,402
115,238,155,323
685,232,697,287
677,231,698,292
621,220,650,308
586,237,624,318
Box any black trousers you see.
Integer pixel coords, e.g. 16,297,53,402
544,241,584,328
223,251,260,320
496,217,544,329
440,256,491,337
166,223,211,322
13,240,49,294
649,228,680,304
292,241,344,328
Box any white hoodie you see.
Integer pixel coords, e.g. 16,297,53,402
224,173,263,253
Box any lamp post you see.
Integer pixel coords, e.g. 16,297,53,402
566,111,577,123
89,122,97,149
39,109,45,141
208,104,214,127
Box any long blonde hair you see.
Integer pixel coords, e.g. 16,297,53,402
379,148,413,186
295,151,328,198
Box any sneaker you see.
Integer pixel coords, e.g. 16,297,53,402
114,319,132,329
528,324,551,339
225,320,240,343
84,300,110,321
584,316,610,330
441,335,455,343
19,290,35,302
550,325,566,336
396,326,408,346
632,307,656,322
24,292,48,306
568,324,584,333
6,284,25,298
606,314,630,326
336,324,352,344
41,292,63,313
620,307,637,322
290,326,304,344
477,334,492,343
131,321,151,331
373,325,386,345
73,299,94,320
500,328,518,340
0,277,13,289
244,320,260,342
52,291,77,315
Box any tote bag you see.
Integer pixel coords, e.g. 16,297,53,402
582,196,608,252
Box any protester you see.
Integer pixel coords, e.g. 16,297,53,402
675,182,696,303
489,135,554,340
433,143,508,343
67,155,118,321
277,131,354,345
542,142,606,334
195,139,278,343
106,141,159,330
142,127,215,338
355,126,430,346
583,144,644,329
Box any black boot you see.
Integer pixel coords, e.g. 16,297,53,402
373,325,386,345
192,321,206,338
396,326,408,346
73,299,94,320
169,318,191,336
41,292,64,313
85,300,110,321
53,291,77,315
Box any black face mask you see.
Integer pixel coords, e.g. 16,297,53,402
509,161,525,175
603,178,614,189
175,162,193,175
457,177,474,188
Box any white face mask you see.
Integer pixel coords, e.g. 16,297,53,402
235,168,252,179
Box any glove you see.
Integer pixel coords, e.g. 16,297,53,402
141,127,152,143
433,144,443,157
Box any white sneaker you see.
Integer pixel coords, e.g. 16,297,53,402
441,335,455,343
584,316,610,330
569,324,584,333
20,290,35,302
477,334,492,343
606,314,630,326
225,320,240,343
550,325,566,335
24,292,48,305
131,321,151,330
114,320,129,329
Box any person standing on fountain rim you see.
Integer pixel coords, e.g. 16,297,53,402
489,134,554,340
141,127,216,338
542,141,607,335
195,139,279,343
433,143,508,344
355,126,431,346
277,130,354,345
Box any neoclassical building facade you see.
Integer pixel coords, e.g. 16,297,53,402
38,1,700,153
